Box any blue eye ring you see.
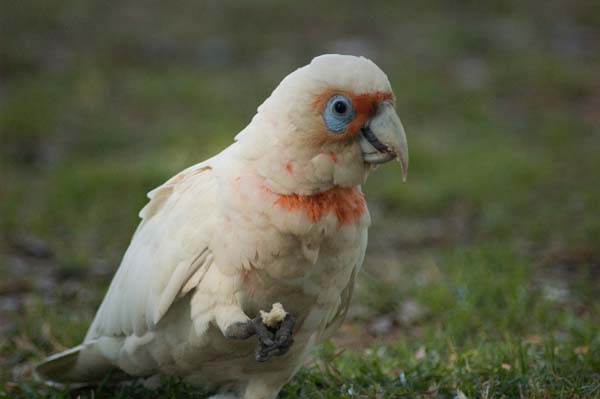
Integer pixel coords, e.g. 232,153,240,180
323,94,355,133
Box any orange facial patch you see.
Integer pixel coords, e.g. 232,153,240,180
271,186,366,226
346,91,393,135
312,89,394,137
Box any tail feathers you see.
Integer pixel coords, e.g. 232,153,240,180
35,343,117,385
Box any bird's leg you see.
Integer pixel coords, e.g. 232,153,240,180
224,314,296,363
224,316,274,343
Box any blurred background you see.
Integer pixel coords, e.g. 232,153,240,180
1,1,599,397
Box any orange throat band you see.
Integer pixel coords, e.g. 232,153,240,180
272,186,366,225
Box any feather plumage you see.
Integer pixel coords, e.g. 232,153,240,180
36,54,407,399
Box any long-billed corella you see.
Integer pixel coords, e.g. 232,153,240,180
36,54,409,399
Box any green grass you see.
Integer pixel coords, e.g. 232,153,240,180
1,1,599,398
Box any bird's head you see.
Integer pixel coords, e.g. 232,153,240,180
235,54,408,195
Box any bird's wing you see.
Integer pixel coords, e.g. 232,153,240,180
321,267,357,341
85,160,219,340
321,230,368,341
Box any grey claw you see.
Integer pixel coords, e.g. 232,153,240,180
254,313,296,362
252,316,275,346
226,313,296,362
275,314,295,344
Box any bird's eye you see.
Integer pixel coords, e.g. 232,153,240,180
323,94,354,133
333,100,348,114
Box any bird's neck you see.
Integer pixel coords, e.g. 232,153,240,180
264,184,367,226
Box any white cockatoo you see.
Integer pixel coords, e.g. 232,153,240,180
36,54,408,399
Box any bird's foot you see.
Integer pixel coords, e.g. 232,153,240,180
255,313,295,362
225,314,296,362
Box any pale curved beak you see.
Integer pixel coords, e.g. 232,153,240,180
359,101,409,181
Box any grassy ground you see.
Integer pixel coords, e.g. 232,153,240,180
1,1,599,398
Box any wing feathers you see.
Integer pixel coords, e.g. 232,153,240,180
154,248,210,324
86,161,218,340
